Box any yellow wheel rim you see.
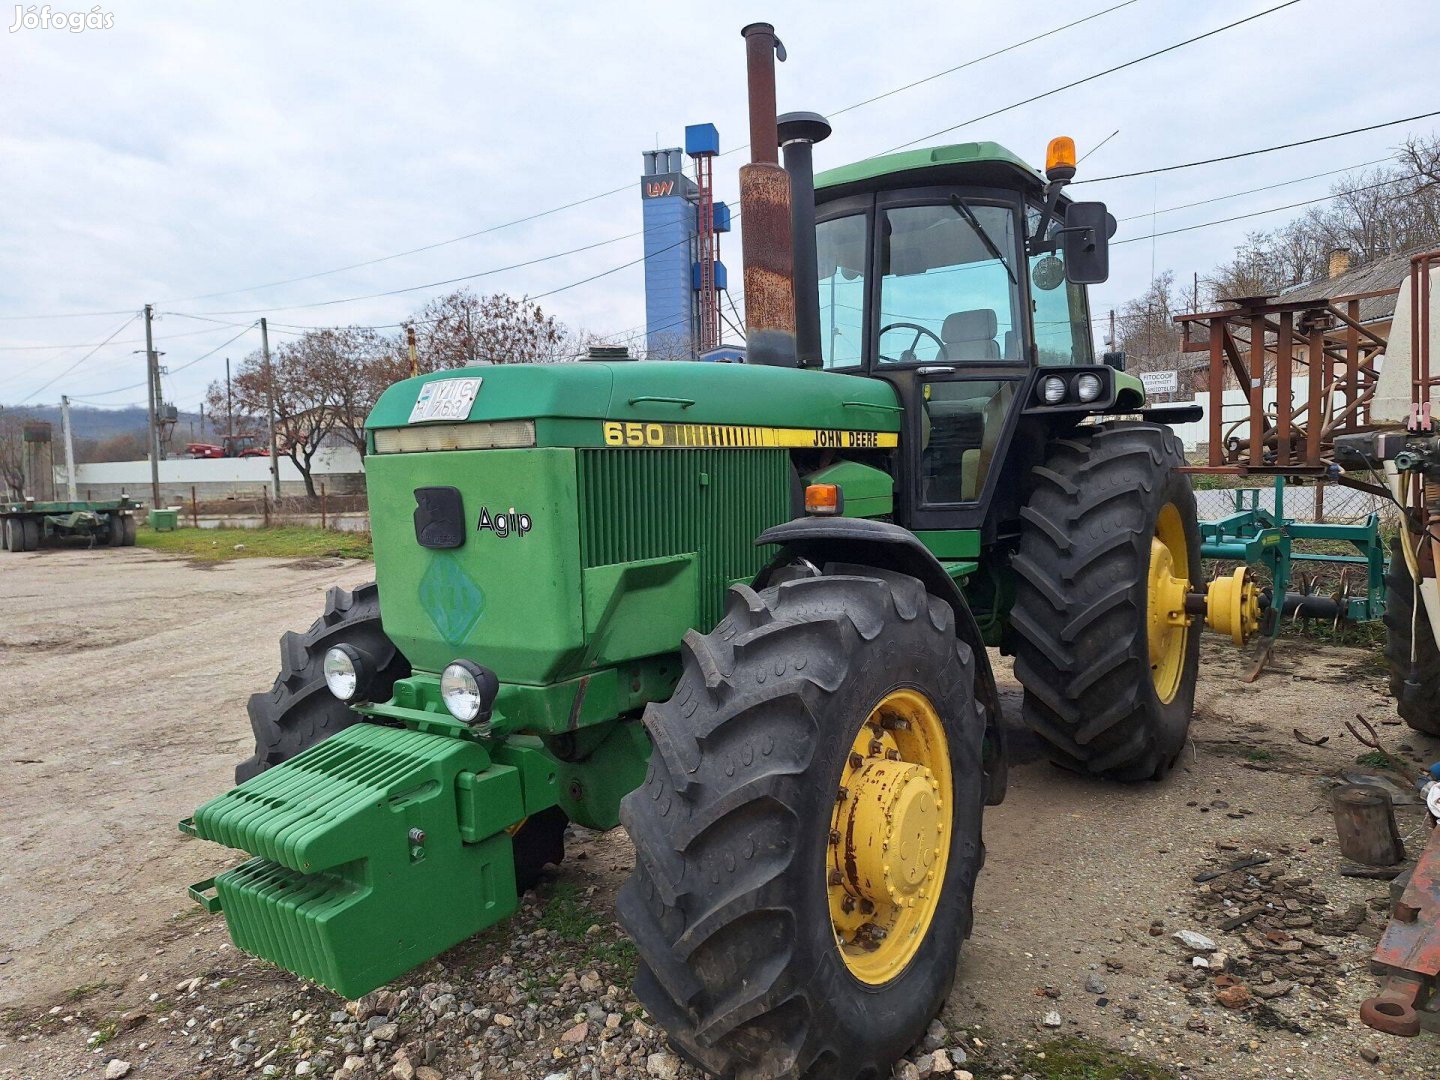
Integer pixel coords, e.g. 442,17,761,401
827,688,952,986
1147,502,1192,704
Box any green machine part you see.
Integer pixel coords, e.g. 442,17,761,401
1198,478,1387,621
183,723,555,1000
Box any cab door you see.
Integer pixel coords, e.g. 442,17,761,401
863,190,1031,532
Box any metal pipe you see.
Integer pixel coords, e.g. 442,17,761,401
742,23,782,165
738,22,797,368
779,111,832,370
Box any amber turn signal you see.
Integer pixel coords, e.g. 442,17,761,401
805,483,843,515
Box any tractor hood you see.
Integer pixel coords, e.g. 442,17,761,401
365,361,903,437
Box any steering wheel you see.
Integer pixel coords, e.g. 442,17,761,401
879,321,945,364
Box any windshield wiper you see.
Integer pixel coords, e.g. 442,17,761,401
949,195,1017,286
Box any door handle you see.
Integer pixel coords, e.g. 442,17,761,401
916,366,955,376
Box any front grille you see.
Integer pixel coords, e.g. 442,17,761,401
577,449,791,631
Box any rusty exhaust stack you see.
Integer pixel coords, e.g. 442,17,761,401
739,22,797,368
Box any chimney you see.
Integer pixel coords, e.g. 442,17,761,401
1328,248,1351,280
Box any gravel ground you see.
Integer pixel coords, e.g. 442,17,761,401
1,548,1438,1079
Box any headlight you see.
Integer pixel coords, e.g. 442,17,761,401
1075,373,1104,402
1039,375,1067,405
323,644,368,702
441,660,498,727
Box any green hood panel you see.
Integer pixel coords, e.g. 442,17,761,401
367,362,901,434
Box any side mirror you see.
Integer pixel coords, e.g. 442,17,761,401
1060,202,1115,284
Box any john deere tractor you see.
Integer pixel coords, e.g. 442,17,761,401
183,23,1262,1079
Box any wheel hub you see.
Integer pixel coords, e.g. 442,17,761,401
828,689,952,986
842,759,942,907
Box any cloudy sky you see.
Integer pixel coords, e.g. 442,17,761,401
1,0,1436,411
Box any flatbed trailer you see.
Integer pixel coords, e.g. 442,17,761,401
1,496,142,552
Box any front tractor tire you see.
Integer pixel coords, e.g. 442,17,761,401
237,581,412,783
1383,538,1440,735
619,571,985,1080
1010,422,1202,781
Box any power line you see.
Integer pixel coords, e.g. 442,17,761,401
0,320,261,351
13,313,139,403
828,0,1142,118
80,322,258,398
181,213,706,316
0,307,141,323
1115,158,1389,221
1112,175,1406,246
884,0,1306,153
1078,109,1440,184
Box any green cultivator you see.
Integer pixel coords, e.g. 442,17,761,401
186,23,1286,1078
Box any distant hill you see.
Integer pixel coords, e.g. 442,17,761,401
1,404,206,441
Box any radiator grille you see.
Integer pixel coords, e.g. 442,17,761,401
577,449,791,631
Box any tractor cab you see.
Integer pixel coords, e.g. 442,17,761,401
806,139,1136,535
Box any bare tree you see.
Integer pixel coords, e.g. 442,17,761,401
409,290,572,369
1115,270,1184,365
206,336,353,497
0,408,30,497
312,328,407,457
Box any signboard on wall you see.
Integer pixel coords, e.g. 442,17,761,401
1140,370,1179,395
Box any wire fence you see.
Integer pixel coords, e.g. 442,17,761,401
1194,482,1401,528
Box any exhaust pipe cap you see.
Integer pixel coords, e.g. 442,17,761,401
778,111,832,147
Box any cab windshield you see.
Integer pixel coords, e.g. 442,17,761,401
815,201,1023,369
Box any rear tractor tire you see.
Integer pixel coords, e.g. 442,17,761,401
1382,538,1440,736
236,580,566,889
1009,422,1202,781
619,571,985,1080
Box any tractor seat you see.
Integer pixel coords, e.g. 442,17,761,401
940,309,1000,361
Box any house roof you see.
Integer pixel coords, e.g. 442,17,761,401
1277,244,1426,324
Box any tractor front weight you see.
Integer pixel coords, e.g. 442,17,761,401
181,680,642,1001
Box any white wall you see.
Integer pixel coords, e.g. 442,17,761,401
60,445,365,501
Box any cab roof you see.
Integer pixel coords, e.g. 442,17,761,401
815,141,1044,199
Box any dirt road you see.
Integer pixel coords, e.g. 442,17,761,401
1,550,1438,1079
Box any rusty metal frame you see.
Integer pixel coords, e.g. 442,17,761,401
1174,288,1393,475
1362,821,1440,1037
1412,249,1440,431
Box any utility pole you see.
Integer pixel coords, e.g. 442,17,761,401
144,303,161,508
259,317,281,499
225,357,233,437
408,325,418,376
60,395,78,502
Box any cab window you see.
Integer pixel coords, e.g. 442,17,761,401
877,203,1021,365
816,213,868,370
1027,206,1094,366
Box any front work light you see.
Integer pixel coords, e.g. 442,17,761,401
441,660,499,728
1040,375,1068,405
1075,372,1104,403
324,644,370,702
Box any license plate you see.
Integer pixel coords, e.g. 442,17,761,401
409,378,482,424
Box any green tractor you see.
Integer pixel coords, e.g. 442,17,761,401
183,23,1262,1079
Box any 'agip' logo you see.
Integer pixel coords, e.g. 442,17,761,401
476,506,533,539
